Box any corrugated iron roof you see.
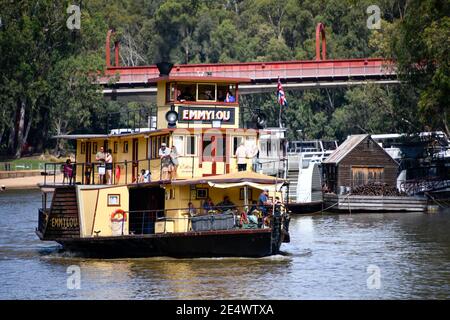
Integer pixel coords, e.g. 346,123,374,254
323,134,369,164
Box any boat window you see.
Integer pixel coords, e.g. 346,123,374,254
197,83,216,101
123,141,129,153
173,135,185,155
176,83,196,102
113,142,118,154
80,142,86,154
217,84,236,102
166,82,176,102
92,142,98,154
233,136,244,155
186,136,196,156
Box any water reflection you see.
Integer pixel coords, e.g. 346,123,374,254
0,189,449,299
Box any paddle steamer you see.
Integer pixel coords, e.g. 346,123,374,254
36,62,290,258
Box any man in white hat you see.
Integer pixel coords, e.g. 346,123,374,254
159,143,171,180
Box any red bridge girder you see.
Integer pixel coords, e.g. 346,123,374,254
100,58,396,86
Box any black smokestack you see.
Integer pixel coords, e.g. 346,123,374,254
156,62,174,76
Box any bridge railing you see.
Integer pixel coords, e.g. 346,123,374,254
99,60,396,84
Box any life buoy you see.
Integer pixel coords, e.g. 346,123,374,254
115,165,121,183
111,209,127,222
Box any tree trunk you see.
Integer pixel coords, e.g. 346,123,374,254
23,112,32,154
14,99,26,159
8,108,17,156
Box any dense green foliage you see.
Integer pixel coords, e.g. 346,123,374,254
0,0,448,156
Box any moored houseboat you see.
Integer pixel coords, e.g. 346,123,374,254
322,134,428,212
36,63,290,258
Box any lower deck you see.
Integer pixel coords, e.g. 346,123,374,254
36,228,276,258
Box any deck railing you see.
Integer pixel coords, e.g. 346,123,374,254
108,204,287,236
40,156,286,187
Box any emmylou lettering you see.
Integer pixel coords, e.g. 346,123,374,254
178,107,235,123
182,109,231,121
51,217,79,229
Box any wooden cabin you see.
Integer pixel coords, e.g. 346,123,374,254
322,134,399,193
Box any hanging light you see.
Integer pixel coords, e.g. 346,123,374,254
165,105,178,128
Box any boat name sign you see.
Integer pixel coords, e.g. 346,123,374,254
178,106,235,124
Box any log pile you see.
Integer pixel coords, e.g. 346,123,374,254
351,182,407,196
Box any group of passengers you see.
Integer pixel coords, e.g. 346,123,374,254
187,189,284,229
95,146,114,184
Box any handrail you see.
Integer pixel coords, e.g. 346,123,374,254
40,156,288,187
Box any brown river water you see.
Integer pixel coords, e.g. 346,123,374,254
0,189,449,299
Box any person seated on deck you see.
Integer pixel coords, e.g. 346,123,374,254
216,195,236,213
143,170,151,183
138,169,145,183
188,202,197,217
202,197,215,215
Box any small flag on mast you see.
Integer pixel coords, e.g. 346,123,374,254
277,77,288,108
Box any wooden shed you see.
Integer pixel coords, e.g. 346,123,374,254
322,134,399,193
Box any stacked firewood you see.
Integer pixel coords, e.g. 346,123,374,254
351,182,407,196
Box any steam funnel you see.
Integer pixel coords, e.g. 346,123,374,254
156,62,174,76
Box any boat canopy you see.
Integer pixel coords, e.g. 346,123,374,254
172,171,286,192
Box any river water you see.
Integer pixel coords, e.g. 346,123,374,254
0,189,449,300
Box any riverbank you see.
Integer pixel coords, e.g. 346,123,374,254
0,174,62,190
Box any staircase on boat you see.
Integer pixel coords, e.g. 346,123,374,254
38,186,80,240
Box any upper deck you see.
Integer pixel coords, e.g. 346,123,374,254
43,67,286,187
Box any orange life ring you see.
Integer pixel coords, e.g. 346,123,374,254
111,209,127,222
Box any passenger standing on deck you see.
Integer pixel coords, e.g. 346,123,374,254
249,144,260,172
105,149,113,184
63,159,73,185
170,145,179,180
235,143,248,171
95,146,106,184
159,143,171,180
258,188,271,217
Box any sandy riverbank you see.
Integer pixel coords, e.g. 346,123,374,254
0,174,63,190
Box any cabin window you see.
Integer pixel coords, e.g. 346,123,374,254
113,142,118,154
149,135,170,159
92,142,98,154
176,83,196,102
197,83,216,101
217,84,236,102
186,136,196,156
196,188,208,199
233,136,244,155
166,83,176,102
173,135,185,155
80,142,86,154
123,141,129,153
172,135,196,156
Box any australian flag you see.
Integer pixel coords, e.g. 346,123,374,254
277,77,288,108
